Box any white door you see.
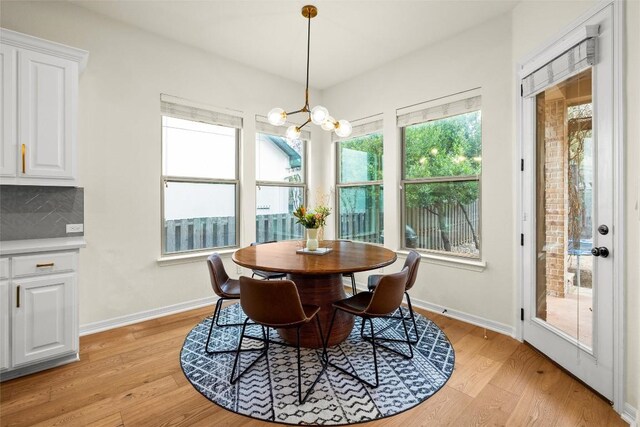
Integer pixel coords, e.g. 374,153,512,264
520,5,618,401
18,49,76,180
12,273,75,366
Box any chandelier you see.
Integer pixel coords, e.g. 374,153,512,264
267,5,352,139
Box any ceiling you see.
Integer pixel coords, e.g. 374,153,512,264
70,1,519,89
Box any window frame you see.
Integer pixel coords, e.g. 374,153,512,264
400,104,482,259
335,130,384,245
255,132,308,242
160,116,241,256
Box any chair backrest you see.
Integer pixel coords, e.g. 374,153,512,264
207,253,229,297
365,267,409,316
239,276,308,327
403,250,422,291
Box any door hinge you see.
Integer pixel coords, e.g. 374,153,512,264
520,234,524,246
520,159,524,171
521,308,524,321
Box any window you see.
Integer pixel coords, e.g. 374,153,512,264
255,120,307,243
400,95,481,258
161,96,241,255
335,119,383,244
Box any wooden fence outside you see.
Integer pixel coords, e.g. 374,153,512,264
339,211,383,243
406,200,479,251
165,201,478,253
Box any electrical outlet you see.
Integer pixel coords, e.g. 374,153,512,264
66,223,84,233
378,268,384,273
236,265,243,274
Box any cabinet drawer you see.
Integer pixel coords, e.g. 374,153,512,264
12,252,76,277
0,259,8,280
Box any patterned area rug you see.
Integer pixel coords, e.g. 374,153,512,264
181,303,455,425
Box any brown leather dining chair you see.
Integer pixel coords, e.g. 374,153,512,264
230,276,327,404
366,250,421,343
204,253,254,355
249,241,286,280
324,268,412,388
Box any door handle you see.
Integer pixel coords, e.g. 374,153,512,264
591,247,609,258
21,144,26,173
16,285,20,308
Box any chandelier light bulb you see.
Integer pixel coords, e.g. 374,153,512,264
286,125,301,140
268,108,287,126
321,116,336,131
334,119,352,138
310,106,329,125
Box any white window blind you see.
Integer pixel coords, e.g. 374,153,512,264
161,95,242,129
332,118,383,142
397,96,481,128
255,118,311,141
521,28,598,98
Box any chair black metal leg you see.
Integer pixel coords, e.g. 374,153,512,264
230,318,248,383
405,292,419,343
398,307,413,359
360,309,413,360
295,317,328,404
315,315,327,360
360,293,420,346
206,298,260,354
368,317,380,388
230,318,268,384
204,298,223,354
350,275,357,295
296,327,303,403
325,311,379,388
215,298,246,327
324,309,339,351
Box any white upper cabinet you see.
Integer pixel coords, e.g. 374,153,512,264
0,29,88,186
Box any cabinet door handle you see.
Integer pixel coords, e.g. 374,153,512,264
36,262,55,268
16,286,20,308
21,144,26,173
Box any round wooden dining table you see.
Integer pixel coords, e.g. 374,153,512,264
232,240,397,348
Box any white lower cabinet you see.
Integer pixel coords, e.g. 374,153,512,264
12,273,76,366
0,249,79,379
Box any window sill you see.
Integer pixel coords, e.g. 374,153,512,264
396,249,486,272
157,248,237,266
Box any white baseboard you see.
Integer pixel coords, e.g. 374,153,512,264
79,296,217,336
622,402,638,426
352,282,515,338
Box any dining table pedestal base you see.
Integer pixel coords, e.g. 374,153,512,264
278,273,354,348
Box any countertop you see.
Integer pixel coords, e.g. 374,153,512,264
0,237,86,255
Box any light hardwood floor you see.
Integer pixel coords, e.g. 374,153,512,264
0,303,626,426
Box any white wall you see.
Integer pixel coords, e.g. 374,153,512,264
323,12,515,329
0,1,323,324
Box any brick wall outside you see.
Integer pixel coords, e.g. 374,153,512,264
544,99,569,297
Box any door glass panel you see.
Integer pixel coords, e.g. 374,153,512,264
535,68,593,349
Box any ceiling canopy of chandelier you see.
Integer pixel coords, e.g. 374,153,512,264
267,5,352,139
